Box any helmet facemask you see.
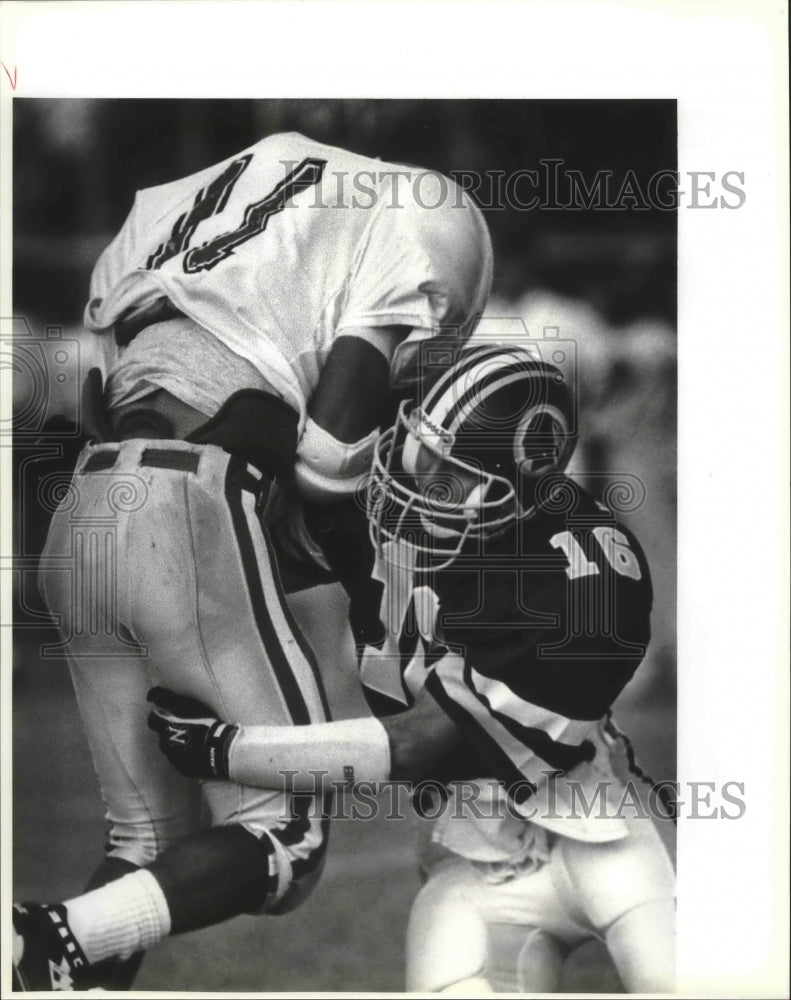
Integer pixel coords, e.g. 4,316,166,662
368,400,521,571
367,347,577,572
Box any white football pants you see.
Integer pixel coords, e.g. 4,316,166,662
39,438,330,910
408,812,675,993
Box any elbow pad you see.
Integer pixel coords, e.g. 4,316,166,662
293,418,378,502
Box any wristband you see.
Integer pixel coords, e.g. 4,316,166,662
207,721,239,779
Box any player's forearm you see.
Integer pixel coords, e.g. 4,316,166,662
228,716,391,791
229,687,461,790
148,682,461,789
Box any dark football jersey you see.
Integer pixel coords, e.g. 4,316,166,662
305,477,653,792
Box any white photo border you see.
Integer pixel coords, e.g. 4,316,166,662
1,2,788,996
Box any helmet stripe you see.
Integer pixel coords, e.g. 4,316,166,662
421,343,508,411
426,351,555,433
424,349,526,426
447,368,548,434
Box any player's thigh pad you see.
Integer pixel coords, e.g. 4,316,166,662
39,442,202,865
407,858,490,992
552,813,676,933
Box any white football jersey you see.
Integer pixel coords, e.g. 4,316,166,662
86,132,493,425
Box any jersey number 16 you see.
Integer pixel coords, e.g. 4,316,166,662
549,527,642,581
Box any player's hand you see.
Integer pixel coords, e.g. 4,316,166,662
146,686,238,780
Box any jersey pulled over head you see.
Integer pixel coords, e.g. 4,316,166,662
368,343,577,568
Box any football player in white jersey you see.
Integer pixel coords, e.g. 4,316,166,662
12,133,492,991
144,344,674,992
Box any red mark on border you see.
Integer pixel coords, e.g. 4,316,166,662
2,63,18,90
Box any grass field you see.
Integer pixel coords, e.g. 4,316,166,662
12,585,676,993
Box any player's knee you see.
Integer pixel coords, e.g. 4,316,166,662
516,928,569,993
146,825,280,928
260,847,327,916
201,785,329,916
605,898,676,994
245,813,330,917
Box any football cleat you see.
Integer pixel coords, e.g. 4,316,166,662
12,902,89,991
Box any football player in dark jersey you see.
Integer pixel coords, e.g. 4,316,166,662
146,342,676,991
17,343,675,991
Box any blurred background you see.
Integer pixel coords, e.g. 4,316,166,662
11,99,676,992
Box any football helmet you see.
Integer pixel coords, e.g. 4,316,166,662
367,343,577,569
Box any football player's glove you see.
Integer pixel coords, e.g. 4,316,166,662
147,686,238,780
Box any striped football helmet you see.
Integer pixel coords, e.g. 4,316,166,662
367,343,577,568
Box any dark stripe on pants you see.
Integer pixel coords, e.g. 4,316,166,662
260,529,332,722
224,460,311,725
